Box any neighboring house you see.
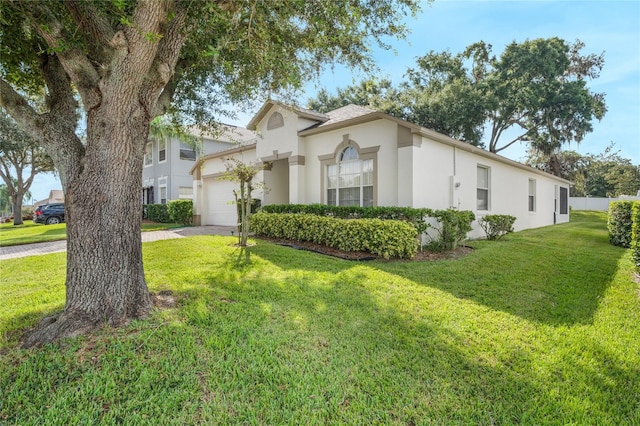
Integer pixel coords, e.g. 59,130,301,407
34,189,64,207
143,125,256,205
191,101,572,238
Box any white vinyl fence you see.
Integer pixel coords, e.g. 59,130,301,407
570,196,640,211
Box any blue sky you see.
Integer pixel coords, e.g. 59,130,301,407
29,0,639,203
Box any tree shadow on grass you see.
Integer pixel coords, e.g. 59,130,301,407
166,260,633,424
249,222,626,327
3,233,635,424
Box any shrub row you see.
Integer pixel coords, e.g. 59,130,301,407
478,214,516,241
144,200,194,225
631,202,640,272
261,204,429,233
250,212,418,259
144,204,171,223
608,201,634,248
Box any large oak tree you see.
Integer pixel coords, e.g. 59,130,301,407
0,0,420,347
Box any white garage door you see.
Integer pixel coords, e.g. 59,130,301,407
203,178,238,226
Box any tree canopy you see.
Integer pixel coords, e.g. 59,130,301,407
307,38,606,154
0,0,422,347
0,111,54,225
527,144,640,197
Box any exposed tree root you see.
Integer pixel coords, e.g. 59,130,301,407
21,309,100,349
20,292,174,349
152,290,176,309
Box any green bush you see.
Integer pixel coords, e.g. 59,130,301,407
145,204,171,223
260,204,428,234
425,209,475,251
608,201,634,248
478,214,516,241
250,212,418,259
168,200,193,225
631,202,640,272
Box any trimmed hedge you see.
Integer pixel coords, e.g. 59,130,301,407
608,201,634,248
250,212,418,259
631,202,640,272
261,204,428,233
145,204,171,223
478,214,516,241
168,200,193,225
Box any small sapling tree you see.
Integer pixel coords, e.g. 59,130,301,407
223,158,265,247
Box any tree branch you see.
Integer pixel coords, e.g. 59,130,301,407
0,79,44,142
493,130,532,154
65,1,114,48
139,1,188,118
28,2,102,110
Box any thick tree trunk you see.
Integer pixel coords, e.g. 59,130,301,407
11,194,23,226
22,104,152,348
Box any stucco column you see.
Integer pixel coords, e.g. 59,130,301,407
397,146,414,206
289,156,306,204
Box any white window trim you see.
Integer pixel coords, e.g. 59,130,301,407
158,139,167,164
319,136,379,207
528,178,536,213
159,184,168,205
178,186,193,199
477,165,490,211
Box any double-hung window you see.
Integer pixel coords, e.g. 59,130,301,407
158,139,167,163
159,185,167,205
327,146,374,207
179,142,196,161
528,179,536,212
477,165,490,211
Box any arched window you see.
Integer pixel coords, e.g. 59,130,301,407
327,146,374,207
267,112,284,130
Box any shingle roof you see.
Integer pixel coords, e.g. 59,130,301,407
314,104,377,128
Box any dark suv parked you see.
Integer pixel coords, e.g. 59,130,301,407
34,203,65,225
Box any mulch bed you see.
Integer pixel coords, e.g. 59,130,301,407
257,236,473,262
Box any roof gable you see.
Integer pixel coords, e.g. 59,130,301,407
247,100,329,130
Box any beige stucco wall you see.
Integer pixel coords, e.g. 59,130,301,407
195,148,262,226
303,119,400,205
194,107,571,236
411,139,570,238
255,105,302,160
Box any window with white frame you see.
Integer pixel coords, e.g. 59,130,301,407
159,185,167,204
477,165,490,211
528,179,536,212
158,139,167,163
178,186,193,199
327,146,374,207
179,142,196,161
144,142,153,167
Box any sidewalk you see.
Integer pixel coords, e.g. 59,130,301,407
0,226,236,260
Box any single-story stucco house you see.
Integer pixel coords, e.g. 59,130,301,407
190,100,571,239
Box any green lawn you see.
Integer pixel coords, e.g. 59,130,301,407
1,211,638,424
0,221,184,247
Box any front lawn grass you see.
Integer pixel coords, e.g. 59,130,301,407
0,221,183,247
1,211,638,424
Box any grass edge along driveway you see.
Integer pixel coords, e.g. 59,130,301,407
0,221,183,247
0,211,638,424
